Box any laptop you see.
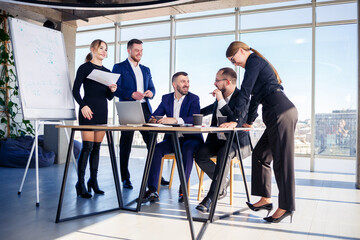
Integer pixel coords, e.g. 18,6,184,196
115,101,145,126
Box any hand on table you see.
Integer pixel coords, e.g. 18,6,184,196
158,117,178,124
149,117,157,123
219,121,237,128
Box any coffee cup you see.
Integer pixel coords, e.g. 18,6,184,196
217,116,227,126
193,114,203,126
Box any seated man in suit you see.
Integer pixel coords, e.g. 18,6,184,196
195,67,251,212
141,71,203,203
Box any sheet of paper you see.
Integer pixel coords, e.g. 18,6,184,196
143,123,172,127
87,69,120,86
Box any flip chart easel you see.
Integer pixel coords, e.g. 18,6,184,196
8,18,77,206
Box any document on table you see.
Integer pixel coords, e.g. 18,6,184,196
87,69,120,86
143,123,172,127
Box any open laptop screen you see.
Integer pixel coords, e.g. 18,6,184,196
115,101,145,125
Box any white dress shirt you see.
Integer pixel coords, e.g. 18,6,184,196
128,58,145,103
174,94,185,125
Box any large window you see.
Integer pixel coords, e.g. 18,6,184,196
120,23,170,41
315,24,357,157
175,35,234,109
176,16,235,35
240,8,312,29
241,28,312,154
139,41,170,111
316,3,357,22
74,1,358,158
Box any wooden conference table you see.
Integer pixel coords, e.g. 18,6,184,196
55,124,250,240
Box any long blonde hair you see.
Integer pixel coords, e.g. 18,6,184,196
85,39,108,63
226,41,282,84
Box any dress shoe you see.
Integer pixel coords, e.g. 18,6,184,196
148,191,160,202
141,189,160,203
123,180,133,189
161,177,170,186
246,202,273,216
264,210,293,223
195,197,212,213
218,178,230,200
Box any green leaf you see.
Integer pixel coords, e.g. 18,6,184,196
18,130,26,136
0,29,10,41
10,133,17,139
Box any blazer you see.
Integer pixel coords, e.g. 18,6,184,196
238,53,283,125
201,88,248,128
200,87,251,158
153,92,203,141
112,59,156,112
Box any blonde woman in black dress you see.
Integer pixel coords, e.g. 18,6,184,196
72,39,117,198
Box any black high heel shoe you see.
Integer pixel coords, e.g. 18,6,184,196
75,182,92,198
87,178,105,194
263,210,293,223
246,202,273,216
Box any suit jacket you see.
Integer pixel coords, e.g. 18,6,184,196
153,92,203,141
112,59,156,112
200,87,251,158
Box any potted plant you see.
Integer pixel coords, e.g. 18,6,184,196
0,10,34,139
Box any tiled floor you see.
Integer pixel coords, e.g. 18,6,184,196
0,148,359,240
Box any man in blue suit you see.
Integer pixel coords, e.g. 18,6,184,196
112,39,156,189
141,72,203,203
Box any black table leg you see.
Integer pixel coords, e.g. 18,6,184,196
106,131,123,208
208,131,235,223
56,129,123,223
55,129,75,223
135,132,158,212
235,131,250,203
171,132,196,240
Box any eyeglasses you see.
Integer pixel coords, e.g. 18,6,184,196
230,49,239,64
215,78,227,83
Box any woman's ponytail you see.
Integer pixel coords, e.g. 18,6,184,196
251,47,282,84
85,52,92,62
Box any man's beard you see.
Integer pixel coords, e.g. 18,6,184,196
176,85,188,96
131,55,140,63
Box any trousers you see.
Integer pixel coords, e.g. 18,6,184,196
251,91,298,211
